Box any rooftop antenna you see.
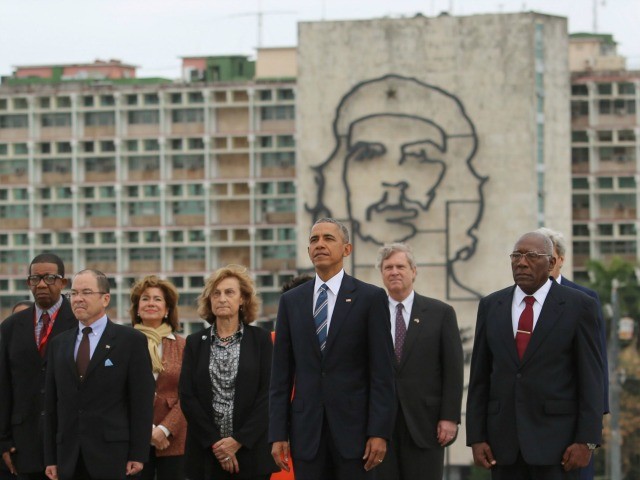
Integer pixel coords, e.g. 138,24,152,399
229,0,296,48
593,0,607,32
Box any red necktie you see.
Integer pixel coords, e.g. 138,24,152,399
394,303,406,362
38,312,51,356
516,296,535,359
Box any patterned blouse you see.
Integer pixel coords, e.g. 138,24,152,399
209,323,244,438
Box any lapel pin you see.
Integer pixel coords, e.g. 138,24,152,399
202,335,207,341
413,319,420,323
346,299,352,302
105,345,111,349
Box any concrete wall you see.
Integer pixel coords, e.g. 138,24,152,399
296,12,571,465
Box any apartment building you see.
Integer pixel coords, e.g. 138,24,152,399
0,52,298,331
569,34,640,281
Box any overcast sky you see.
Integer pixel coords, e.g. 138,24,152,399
1,0,638,78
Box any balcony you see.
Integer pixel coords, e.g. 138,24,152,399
129,215,161,227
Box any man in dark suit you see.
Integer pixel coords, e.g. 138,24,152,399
43,269,155,480
375,243,463,480
466,231,604,479
537,227,609,480
269,218,395,480
0,253,77,480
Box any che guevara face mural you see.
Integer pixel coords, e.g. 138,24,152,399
307,74,488,299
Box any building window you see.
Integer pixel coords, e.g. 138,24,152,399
619,224,636,235
277,135,295,147
600,241,636,254
39,97,51,109
56,97,71,108
41,113,71,127
171,109,204,123
188,92,204,104
143,139,159,151
85,112,115,126
129,202,160,216
619,130,636,142
85,157,116,173
58,232,72,244
57,142,72,153
260,105,295,120
86,249,117,262
130,248,161,260
86,203,116,217
0,205,29,219
142,185,159,197
619,177,636,188
13,98,28,109
174,247,204,260
144,94,159,105
597,224,614,236
127,156,159,172
42,158,71,174
0,114,29,129
171,231,185,242
83,233,96,244
173,200,204,215
126,94,138,106
127,110,160,124
261,151,295,168
596,83,612,95
83,96,94,107
188,138,204,150
277,89,295,100
189,230,205,242
144,231,161,243
172,154,204,171
258,90,272,101
618,82,635,95
42,204,71,218
573,224,589,237
597,130,612,142
597,177,613,189
100,95,115,106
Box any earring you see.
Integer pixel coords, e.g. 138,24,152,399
164,314,169,319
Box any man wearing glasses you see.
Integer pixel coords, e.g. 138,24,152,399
466,231,604,480
0,253,77,480
43,269,154,480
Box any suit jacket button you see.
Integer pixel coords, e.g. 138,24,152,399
516,373,522,379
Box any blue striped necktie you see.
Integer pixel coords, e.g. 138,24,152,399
314,284,329,352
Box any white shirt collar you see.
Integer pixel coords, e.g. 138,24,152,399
314,269,344,296
514,278,553,306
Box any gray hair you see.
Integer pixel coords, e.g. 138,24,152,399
313,218,350,243
515,232,554,256
535,227,567,257
375,243,417,270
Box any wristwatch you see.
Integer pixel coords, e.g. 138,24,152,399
586,443,598,451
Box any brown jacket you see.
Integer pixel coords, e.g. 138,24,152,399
154,334,187,457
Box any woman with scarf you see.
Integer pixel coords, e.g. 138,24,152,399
179,265,276,480
130,275,187,480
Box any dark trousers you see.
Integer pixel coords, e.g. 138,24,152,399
578,455,595,480
491,451,579,480
377,406,444,480
140,448,185,480
17,473,48,480
70,453,122,480
293,416,376,480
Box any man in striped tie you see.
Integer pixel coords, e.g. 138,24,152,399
270,218,395,480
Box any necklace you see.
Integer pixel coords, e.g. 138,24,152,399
214,324,238,343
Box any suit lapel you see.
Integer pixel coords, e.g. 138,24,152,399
399,296,426,369
15,308,41,362
324,274,356,357
497,287,520,366
84,320,116,380
520,283,564,365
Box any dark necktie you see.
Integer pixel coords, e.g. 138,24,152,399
314,284,328,353
76,327,92,380
395,303,407,362
38,312,51,353
516,296,535,359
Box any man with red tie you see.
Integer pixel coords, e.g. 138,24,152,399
0,253,77,479
466,232,604,480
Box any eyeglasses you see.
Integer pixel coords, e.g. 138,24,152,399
509,252,552,262
66,290,108,299
27,274,63,286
